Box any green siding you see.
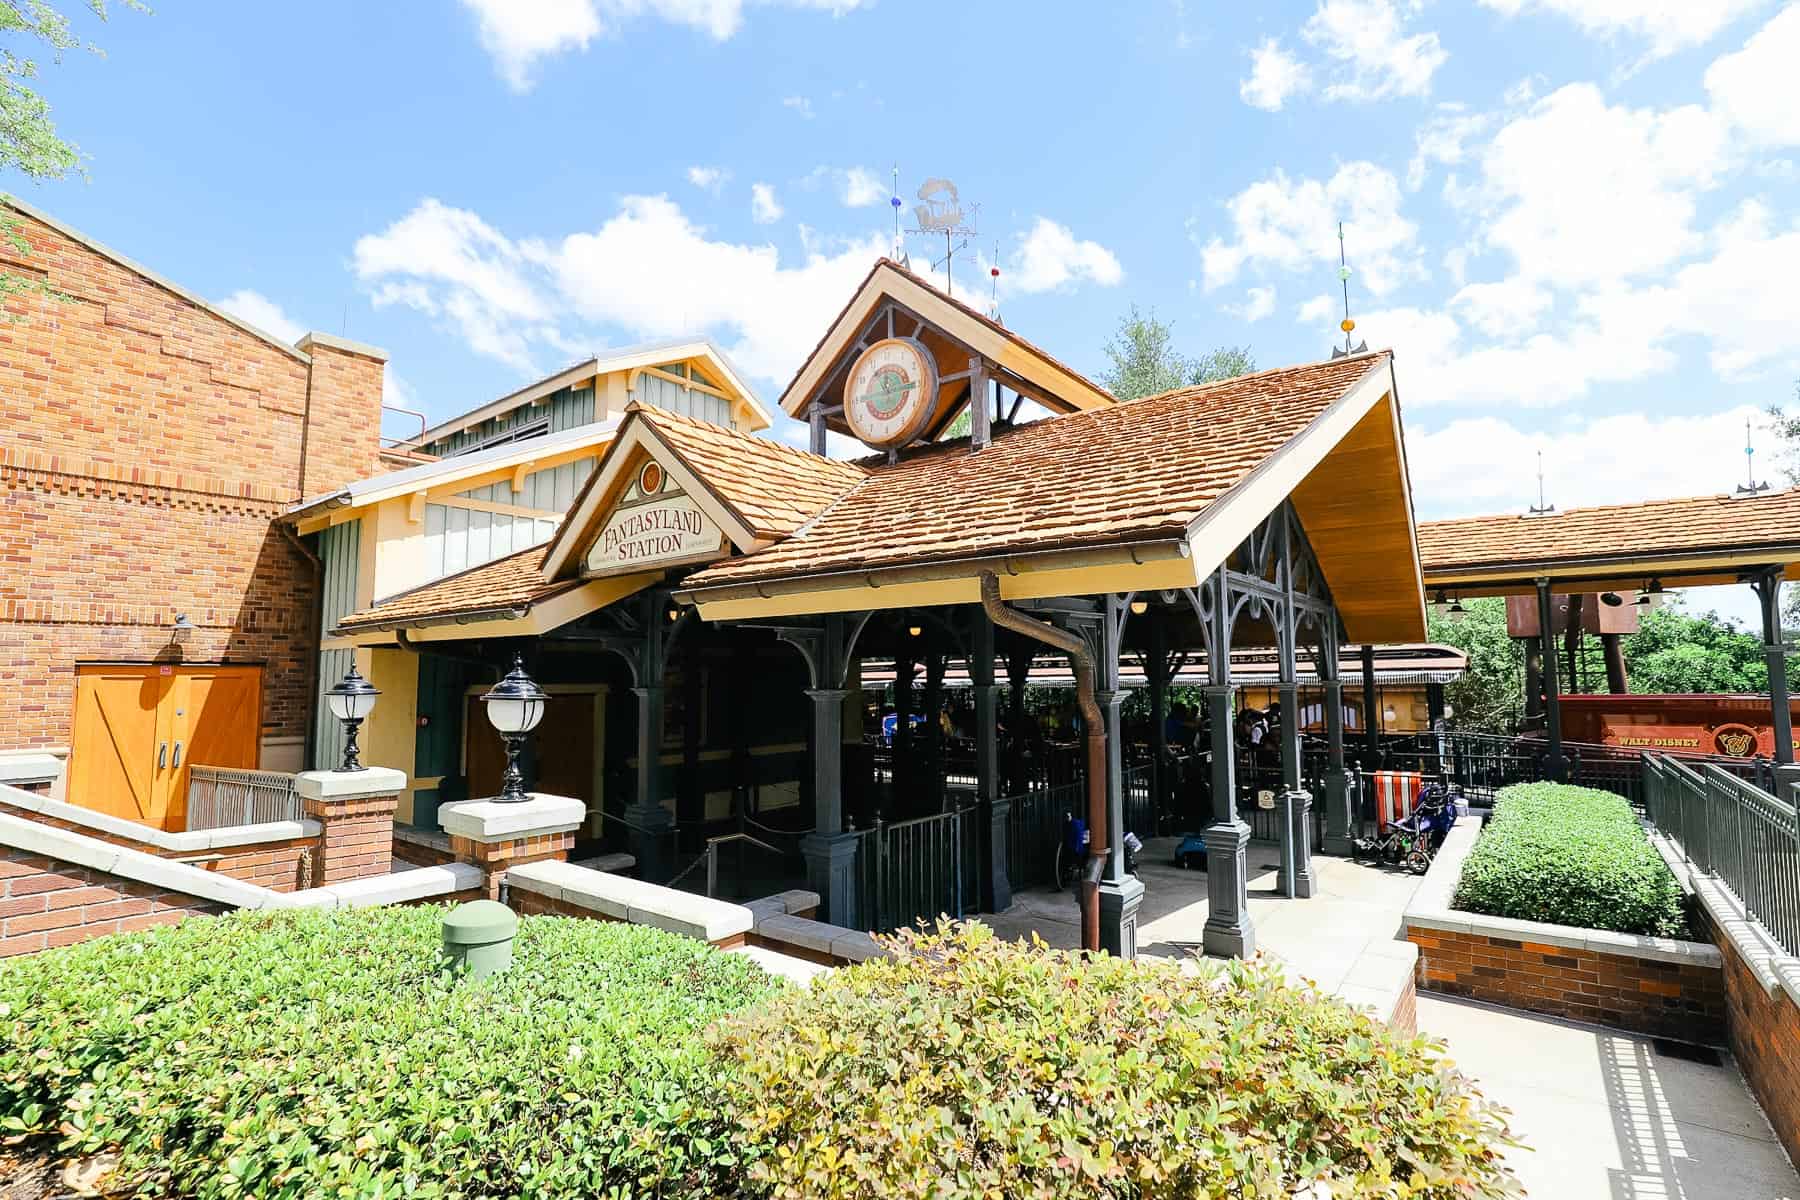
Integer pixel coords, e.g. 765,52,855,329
423,384,595,457
312,521,363,771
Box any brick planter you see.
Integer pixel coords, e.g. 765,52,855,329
1405,821,1726,1043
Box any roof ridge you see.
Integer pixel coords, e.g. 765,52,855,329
1125,349,1394,408
627,402,869,478
1421,486,1796,528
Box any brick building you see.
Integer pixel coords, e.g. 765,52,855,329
0,199,390,825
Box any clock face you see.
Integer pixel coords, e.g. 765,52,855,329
844,337,938,449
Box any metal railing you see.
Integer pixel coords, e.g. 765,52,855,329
1644,754,1799,957
667,832,792,900
853,804,976,933
1123,763,1154,836
184,765,300,831
1005,780,1082,891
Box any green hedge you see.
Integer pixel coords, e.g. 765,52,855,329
1454,782,1688,937
0,911,1521,1198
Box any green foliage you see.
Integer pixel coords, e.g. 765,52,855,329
1427,597,1523,734
1625,602,1773,694
713,923,1521,1199
0,905,780,1198
1101,305,1254,401
1454,783,1688,938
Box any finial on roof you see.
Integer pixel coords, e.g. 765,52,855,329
1736,416,1770,497
1330,221,1368,359
890,163,905,263
1527,449,1555,516
988,242,1001,323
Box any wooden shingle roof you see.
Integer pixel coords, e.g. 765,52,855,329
336,547,572,632
690,351,1393,587
1418,489,1800,578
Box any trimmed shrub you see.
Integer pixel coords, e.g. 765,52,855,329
712,923,1521,1199
1454,782,1687,937
0,905,778,1197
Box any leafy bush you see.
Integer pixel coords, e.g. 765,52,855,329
712,923,1520,1199
0,905,779,1198
1454,782,1688,937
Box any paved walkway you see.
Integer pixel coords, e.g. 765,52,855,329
1420,994,1797,1199
975,839,1799,1196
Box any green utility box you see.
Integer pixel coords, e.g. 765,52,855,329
442,900,518,980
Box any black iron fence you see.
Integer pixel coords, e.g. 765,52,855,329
850,804,978,934
1005,780,1082,892
1644,754,1799,958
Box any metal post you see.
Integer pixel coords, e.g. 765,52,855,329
1752,567,1795,771
1148,614,1169,820
1360,645,1379,764
1321,677,1354,854
971,609,1009,912
1098,594,1145,958
1201,681,1255,958
626,685,676,882
799,687,857,926
1535,578,1568,781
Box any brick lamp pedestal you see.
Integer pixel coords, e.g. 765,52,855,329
438,794,585,900
294,767,406,885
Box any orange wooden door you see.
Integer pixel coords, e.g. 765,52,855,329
68,667,172,824
166,667,262,830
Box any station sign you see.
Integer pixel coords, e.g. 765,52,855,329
583,460,724,576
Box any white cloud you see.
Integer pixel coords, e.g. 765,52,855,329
1410,405,1771,520
1476,0,1769,61
1297,293,1336,322
1198,161,1421,295
356,194,892,386
1448,277,1551,337
1705,4,1800,147
1009,218,1124,293
1240,37,1311,111
1467,83,1730,287
781,94,815,119
1407,103,1492,190
1303,0,1448,102
837,166,888,207
216,289,305,344
686,165,730,193
750,182,783,224
460,0,869,90
1229,285,1278,322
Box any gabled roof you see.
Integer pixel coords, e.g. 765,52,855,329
1419,488,1800,588
780,257,1114,435
695,352,1392,582
540,403,867,578
406,338,771,449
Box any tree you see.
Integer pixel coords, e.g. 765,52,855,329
0,1,140,300
1426,597,1523,734
1099,306,1255,400
1768,385,1800,626
1623,603,1772,694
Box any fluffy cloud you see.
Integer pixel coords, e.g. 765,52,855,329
1198,161,1421,295
460,0,868,90
1229,286,1278,322
1303,0,1448,102
1409,405,1772,520
1705,4,1800,147
1240,38,1311,111
1008,218,1124,293
837,166,888,207
1407,103,1492,190
356,194,893,385
749,182,783,224
1468,83,1729,287
215,289,305,344
685,165,730,193
1476,0,1769,60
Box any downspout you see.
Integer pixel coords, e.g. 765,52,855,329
278,523,324,773
979,572,1107,952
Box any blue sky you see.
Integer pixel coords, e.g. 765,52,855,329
28,0,1800,622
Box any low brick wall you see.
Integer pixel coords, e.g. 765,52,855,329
1405,820,1725,1043
391,826,455,868
0,847,223,957
1706,908,1800,1166
1407,924,1724,1041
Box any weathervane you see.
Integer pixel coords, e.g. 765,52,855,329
905,176,979,298
1330,221,1368,359
988,242,1001,321
889,164,908,267
1736,416,1770,496
1528,450,1555,516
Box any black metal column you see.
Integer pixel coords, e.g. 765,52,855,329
1321,677,1354,854
1360,644,1379,764
626,683,676,881
1201,680,1254,958
1097,595,1144,958
1752,567,1795,771
1535,577,1568,781
971,609,1010,913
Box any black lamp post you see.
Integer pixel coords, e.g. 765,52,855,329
482,653,549,803
325,665,381,771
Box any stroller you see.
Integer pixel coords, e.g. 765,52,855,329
1353,781,1458,875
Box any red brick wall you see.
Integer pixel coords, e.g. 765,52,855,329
0,846,223,958
1703,911,1800,1167
1408,925,1726,1042
302,793,399,884
0,204,385,758
0,796,314,891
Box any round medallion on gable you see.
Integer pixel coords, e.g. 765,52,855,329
638,461,665,496
844,337,939,449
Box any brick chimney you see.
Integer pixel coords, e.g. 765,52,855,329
296,332,388,495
